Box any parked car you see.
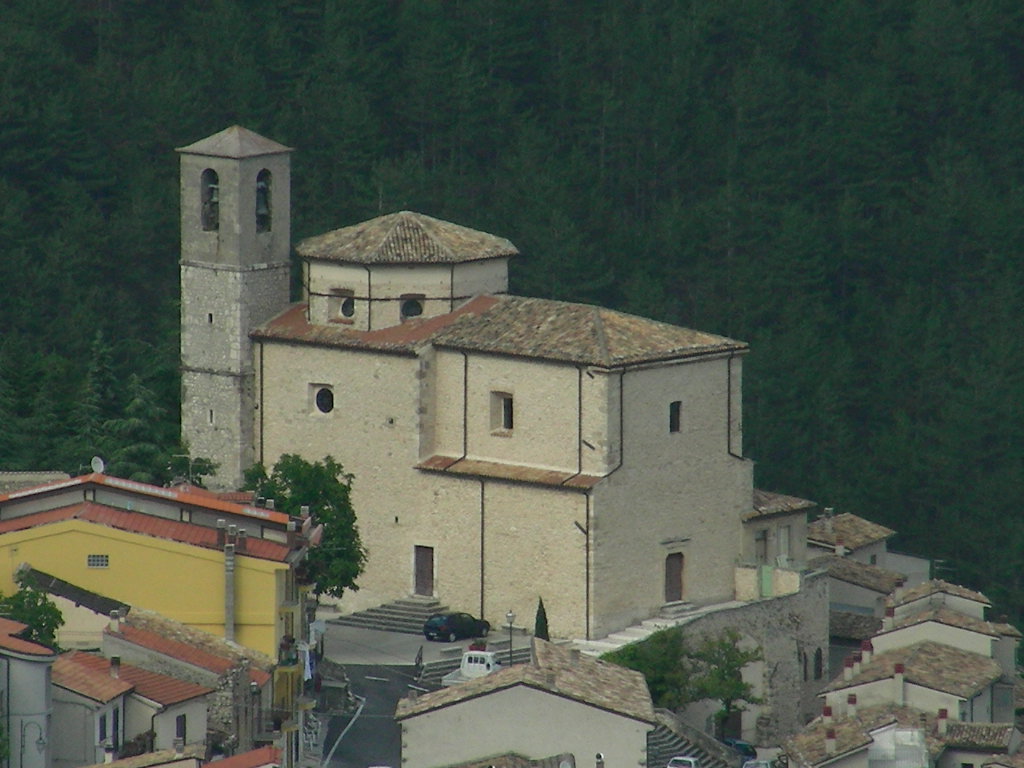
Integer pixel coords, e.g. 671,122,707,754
724,739,758,760
667,757,700,768
422,612,491,642
742,761,773,768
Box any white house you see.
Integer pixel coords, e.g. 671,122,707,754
0,618,57,768
395,639,655,768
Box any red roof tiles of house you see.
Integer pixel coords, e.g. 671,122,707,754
109,620,271,687
0,502,293,563
748,489,817,521
0,617,57,657
807,511,895,551
207,746,280,768
0,472,290,526
54,652,134,703
61,652,212,706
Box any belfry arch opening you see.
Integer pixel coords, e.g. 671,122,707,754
201,169,219,231
256,169,272,232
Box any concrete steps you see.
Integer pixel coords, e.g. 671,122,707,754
648,711,741,768
328,597,448,635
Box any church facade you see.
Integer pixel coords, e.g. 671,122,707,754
178,126,761,640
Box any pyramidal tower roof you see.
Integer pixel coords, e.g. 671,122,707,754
296,210,518,265
176,125,293,159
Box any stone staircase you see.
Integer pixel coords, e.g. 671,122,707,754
648,710,742,768
571,600,748,657
327,596,447,635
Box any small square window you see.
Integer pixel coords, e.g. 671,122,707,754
491,392,514,432
669,401,682,433
87,554,109,568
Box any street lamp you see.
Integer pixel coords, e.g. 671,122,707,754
505,609,515,667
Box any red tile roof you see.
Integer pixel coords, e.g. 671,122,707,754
208,746,280,768
0,617,57,657
0,473,290,526
54,652,134,703
110,623,270,687
62,652,212,706
0,502,293,562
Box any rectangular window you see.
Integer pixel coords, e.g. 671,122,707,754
87,554,109,569
99,713,107,742
112,707,120,750
669,401,681,433
176,713,186,740
490,392,514,432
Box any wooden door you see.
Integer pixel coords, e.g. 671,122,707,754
665,552,684,603
414,545,434,596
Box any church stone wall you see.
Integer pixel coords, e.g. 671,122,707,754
589,355,754,639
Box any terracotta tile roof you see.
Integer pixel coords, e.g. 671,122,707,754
430,295,746,367
18,566,130,617
204,746,280,768
807,512,894,551
296,210,518,265
176,125,292,158
54,652,134,703
111,610,272,685
783,704,947,768
417,455,602,489
891,579,990,608
829,611,882,641
810,555,905,595
396,638,655,724
256,294,746,368
0,617,57,657
0,473,290,527
747,489,816,521
64,652,212,706
879,606,1021,639
822,641,1001,699
0,471,69,493
944,722,1016,751
0,501,293,563
448,754,575,768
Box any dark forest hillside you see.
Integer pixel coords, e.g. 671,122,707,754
1,1,1022,618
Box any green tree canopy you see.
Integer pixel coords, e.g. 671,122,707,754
244,454,366,598
0,585,64,649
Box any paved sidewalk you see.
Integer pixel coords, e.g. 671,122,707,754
321,622,530,667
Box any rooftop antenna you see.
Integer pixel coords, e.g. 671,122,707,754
90,456,106,474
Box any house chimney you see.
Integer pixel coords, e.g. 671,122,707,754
237,529,247,553
108,609,121,634
893,663,905,705
860,639,873,665
266,498,275,510
104,742,115,763
286,519,297,549
300,505,310,518
847,693,857,718
883,605,895,631
596,754,605,768
822,704,833,725
835,536,847,557
937,708,948,736
224,543,236,642
110,656,120,678
216,518,227,546
825,729,836,755
843,656,855,681
852,651,862,676
228,523,237,541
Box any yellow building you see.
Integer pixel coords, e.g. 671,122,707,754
0,501,303,659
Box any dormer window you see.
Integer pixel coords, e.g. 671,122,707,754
328,289,356,322
255,169,272,232
201,169,219,231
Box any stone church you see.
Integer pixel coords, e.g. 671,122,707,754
177,125,805,642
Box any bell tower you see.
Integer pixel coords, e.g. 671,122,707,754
177,126,293,489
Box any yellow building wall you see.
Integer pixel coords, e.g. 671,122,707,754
0,520,286,657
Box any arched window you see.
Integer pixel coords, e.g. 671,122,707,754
256,169,272,232
813,648,823,679
201,169,219,231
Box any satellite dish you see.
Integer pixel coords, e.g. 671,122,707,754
90,456,105,474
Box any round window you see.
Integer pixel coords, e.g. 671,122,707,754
315,387,334,413
401,299,423,318
341,297,355,317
